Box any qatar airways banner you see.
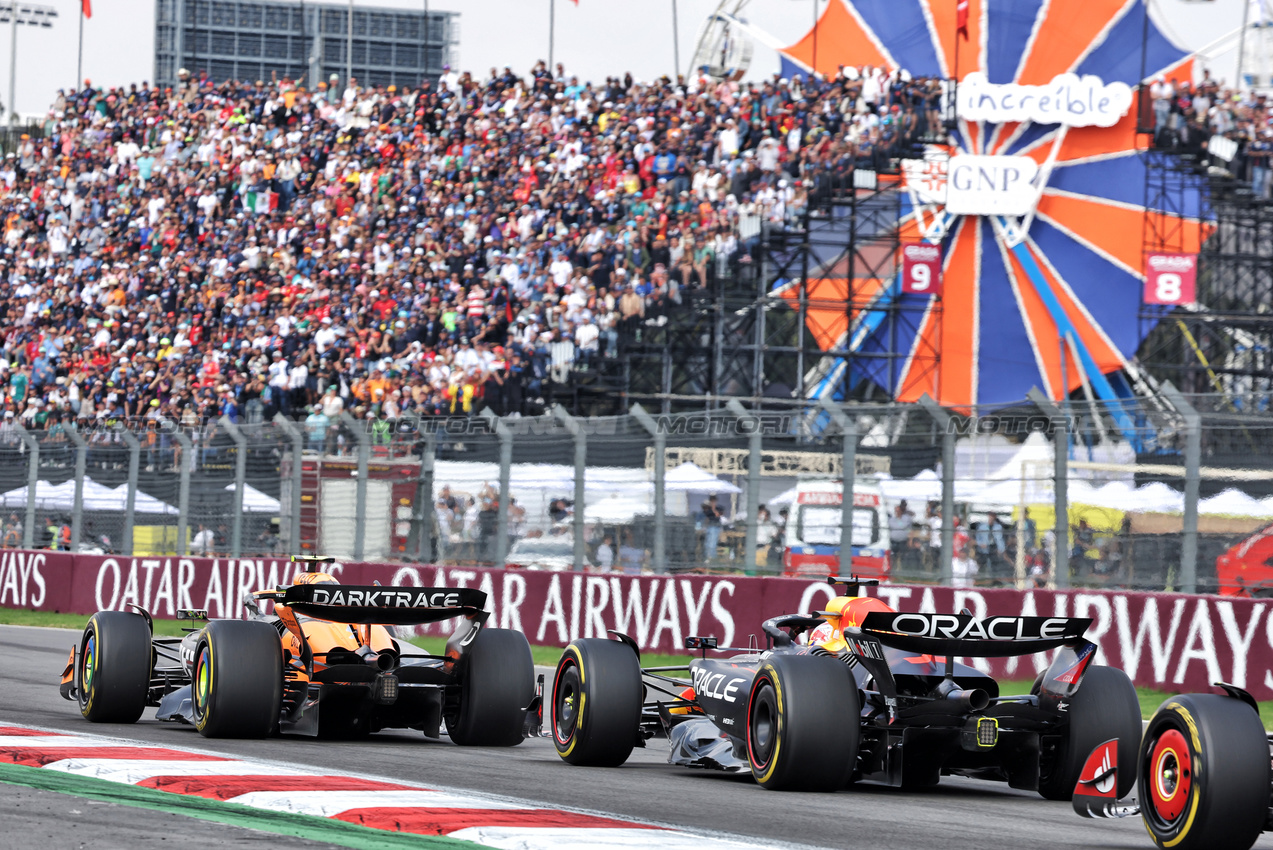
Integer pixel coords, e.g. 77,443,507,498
6,549,1273,700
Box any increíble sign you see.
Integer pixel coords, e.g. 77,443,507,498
957,72,1133,128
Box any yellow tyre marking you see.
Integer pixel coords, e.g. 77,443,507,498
1159,703,1202,849
195,637,215,733
555,646,584,759
754,665,783,786
81,617,99,716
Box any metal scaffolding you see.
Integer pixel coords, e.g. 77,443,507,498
154,0,458,90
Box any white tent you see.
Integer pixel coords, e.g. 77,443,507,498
0,478,140,511
662,462,742,495
979,432,1056,484
883,468,988,503
1134,481,1185,513
768,484,800,508
973,476,1059,509
108,485,180,515
881,469,943,503
1199,488,1273,518
0,480,59,510
584,494,650,524
1080,480,1141,511
225,483,282,514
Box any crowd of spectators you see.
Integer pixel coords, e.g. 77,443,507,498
0,60,940,438
1148,69,1273,197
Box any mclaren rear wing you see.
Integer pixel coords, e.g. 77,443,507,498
256,584,488,625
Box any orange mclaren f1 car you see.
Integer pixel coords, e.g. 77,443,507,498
59,559,537,743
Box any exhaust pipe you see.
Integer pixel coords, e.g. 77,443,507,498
933,677,990,712
944,688,990,712
356,646,396,672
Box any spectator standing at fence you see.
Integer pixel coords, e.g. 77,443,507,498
975,512,1006,578
890,501,914,572
2,513,20,548
192,523,214,556
305,405,329,454
595,533,615,572
619,529,644,575
755,506,778,568
700,495,724,562
1021,507,1037,551
1071,518,1096,574
951,542,979,588
926,504,943,572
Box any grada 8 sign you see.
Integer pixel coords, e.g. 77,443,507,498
1143,252,1197,305
901,242,942,295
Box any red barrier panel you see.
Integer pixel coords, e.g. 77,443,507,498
12,551,1273,701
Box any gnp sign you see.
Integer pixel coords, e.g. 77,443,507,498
945,155,1039,217
1144,252,1197,305
957,72,1134,128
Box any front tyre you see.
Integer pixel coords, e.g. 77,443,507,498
552,638,642,766
1038,665,1141,800
192,620,283,738
746,654,860,791
77,611,152,723
446,628,534,747
1139,694,1269,850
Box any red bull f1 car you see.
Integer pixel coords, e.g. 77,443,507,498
550,576,1143,797
1073,684,1271,850
59,559,536,744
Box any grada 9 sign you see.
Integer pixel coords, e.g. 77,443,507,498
1143,252,1197,305
901,242,943,295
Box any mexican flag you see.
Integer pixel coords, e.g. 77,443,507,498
244,190,278,214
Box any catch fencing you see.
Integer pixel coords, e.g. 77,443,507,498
0,390,1270,594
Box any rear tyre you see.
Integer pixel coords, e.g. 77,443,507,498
446,628,534,747
1038,665,1141,800
1139,694,1269,850
77,611,152,723
552,638,642,766
746,654,860,791
192,620,283,738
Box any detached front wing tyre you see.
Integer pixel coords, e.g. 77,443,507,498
446,628,534,747
192,620,283,738
1039,665,1141,800
552,638,642,766
1139,694,1269,850
77,611,152,723
746,654,860,791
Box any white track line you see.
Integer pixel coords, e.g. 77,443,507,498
226,790,523,816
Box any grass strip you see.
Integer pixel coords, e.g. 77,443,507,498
0,760,476,850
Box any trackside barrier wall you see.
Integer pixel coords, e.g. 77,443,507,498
5,549,1272,700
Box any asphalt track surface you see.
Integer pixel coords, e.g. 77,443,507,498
1,623,1267,850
